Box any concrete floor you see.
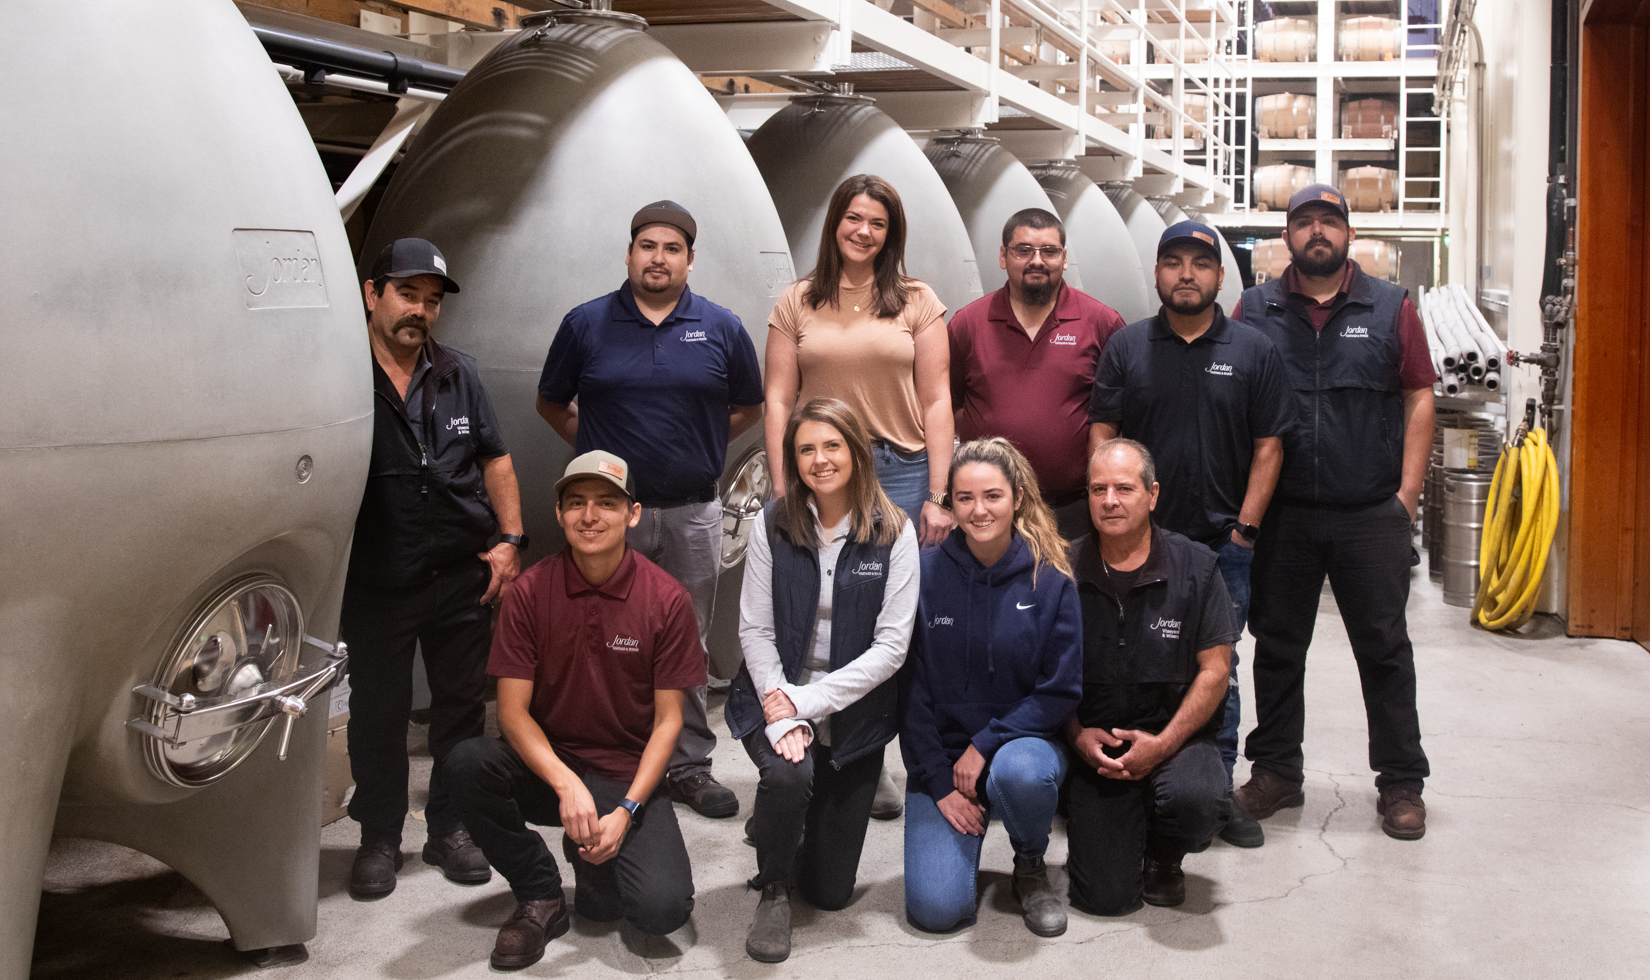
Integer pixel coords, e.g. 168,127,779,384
32,574,1650,979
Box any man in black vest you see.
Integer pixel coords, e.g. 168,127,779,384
1064,438,1235,914
342,239,527,897
1230,185,1436,840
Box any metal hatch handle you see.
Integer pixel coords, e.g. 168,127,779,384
127,636,349,761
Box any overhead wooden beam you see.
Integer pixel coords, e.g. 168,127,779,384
242,0,536,32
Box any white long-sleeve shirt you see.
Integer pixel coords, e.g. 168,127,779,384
738,506,919,747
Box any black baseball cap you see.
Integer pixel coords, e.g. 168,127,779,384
1286,183,1349,221
630,200,697,248
1158,220,1223,261
370,238,460,293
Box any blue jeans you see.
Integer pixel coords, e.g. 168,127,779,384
903,736,1068,933
872,441,929,531
1214,537,1254,786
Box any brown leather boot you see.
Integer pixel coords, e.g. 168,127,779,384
490,896,570,970
1377,786,1426,840
1234,770,1305,819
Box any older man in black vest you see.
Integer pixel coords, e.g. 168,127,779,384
1230,184,1437,841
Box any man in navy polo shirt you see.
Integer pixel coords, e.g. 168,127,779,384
1088,220,1291,850
949,207,1126,539
537,201,762,819
1230,184,1436,841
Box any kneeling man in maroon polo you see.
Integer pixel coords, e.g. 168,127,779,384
449,450,704,970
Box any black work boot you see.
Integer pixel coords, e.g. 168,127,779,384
1234,770,1305,820
1141,855,1186,908
745,883,792,962
422,827,492,884
349,840,403,899
1219,795,1266,848
668,770,740,818
491,896,569,970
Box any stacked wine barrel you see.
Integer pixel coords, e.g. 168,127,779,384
1342,165,1399,211
1255,17,1316,62
1256,92,1316,140
1254,164,1316,210
1339,16,1403,62
1341,97,1399,139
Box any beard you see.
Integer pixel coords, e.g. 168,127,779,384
1290,235,1348,278
1019,272,1058,307
1159,282,1218,316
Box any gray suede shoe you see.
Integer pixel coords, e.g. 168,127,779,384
1012,855,1067,937
745,883,792,962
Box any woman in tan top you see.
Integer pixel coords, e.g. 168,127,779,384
765,174,956,548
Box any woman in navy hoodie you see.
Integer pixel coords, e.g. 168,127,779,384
901,437,1083,936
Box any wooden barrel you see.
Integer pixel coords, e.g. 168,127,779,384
1154,36,1211,63
1341,97,1399,139
1256,92,1316,139
1253,164,1316,211
1342,165,1398,211
1350,238,1401,281
1256,17,1316,63
1339,16,1402,62
1251,238,1292,283
1153,93,1209,139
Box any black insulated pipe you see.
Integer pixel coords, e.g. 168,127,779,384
250,22,467,93
1540,0,1569,302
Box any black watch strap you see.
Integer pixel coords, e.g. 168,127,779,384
1236,523,1260,542
500,533,529,551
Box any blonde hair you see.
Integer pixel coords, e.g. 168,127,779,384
782,398,907,550
947,437,1073,584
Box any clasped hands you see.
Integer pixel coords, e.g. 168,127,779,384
1072,726,1170,781
554,780,630,865
936,744,988,836
763,688,812,763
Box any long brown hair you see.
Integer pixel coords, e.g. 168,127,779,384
948,437,1073,584
782,397,906,550
803,174,911,319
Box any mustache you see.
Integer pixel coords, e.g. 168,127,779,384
394,314,428,333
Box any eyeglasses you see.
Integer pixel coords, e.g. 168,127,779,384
1007,244,1065,260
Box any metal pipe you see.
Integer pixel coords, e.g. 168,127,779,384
250,21,466,93
274,64,446,104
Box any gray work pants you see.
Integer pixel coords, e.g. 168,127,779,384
627,499,721,779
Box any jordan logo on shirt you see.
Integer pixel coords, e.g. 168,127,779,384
447,415,470,433
1206,362,1234,377
1049,332,1077,347
1152,617,1182,639
852,560,884,578
1340,325,1370,339
929,615,955,627
606,634,641,652
680,329,708,343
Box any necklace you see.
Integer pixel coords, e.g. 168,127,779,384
843,278,871,313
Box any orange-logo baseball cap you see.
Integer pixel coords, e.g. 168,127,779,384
557,450,633,498
1158,220,1223,260
1287,183,1349,220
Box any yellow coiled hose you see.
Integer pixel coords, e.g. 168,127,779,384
1470,428,1560,631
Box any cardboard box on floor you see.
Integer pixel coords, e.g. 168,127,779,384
321,674,352,825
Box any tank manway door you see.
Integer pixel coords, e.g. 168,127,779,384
720,450,772,570
127,577,349,788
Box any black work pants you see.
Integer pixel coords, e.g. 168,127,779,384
1064,739,1229,916
340,561,491,843
1244,498,1430,790
742,732,881,910
447,737,694,935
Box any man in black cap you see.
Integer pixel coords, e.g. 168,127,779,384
343,237,527,897
536,201,763,819
1230,184,1437,840
1088,219,1291,850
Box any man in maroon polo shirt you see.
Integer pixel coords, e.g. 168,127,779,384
949,207,1126,538
448,450,704,970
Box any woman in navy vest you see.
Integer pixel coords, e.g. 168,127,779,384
901,437,1083,937
725,397,920,963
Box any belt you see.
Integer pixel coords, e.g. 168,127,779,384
639,486,718,509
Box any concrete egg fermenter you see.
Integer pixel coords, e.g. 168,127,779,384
923,133,1060,296
0,1,372,973
1029,161,1156,322
359,9,793,680
746,94,985,317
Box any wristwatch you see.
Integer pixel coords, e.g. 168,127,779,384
618,797,643,823
499,533,529,551
1235,523,1260,543
927,491,946,506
